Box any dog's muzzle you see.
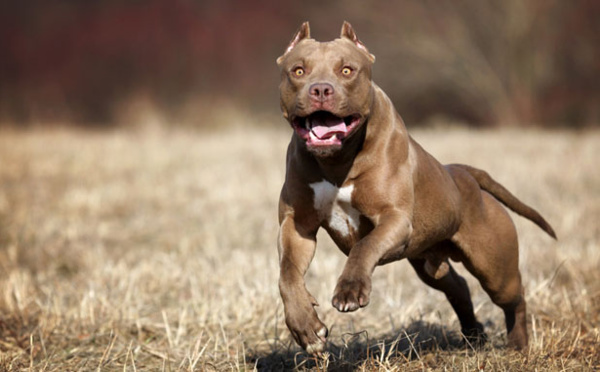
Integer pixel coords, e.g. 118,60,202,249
292,111,361,147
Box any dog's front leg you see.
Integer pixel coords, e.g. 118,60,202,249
332,209,412,312
278,216,328,354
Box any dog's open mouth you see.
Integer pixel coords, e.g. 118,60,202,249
292,111,361,147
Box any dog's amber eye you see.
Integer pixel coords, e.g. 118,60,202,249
293,67,305,76
341,67,353,76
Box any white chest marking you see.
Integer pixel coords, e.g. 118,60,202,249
309,180,360,237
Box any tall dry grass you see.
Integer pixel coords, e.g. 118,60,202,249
0,126,598,371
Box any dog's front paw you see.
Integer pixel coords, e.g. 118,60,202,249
305,326,329,355
332,274,371,312
284,305,329,355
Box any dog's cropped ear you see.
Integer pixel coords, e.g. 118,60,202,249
340,21,375,63
277,22,311,66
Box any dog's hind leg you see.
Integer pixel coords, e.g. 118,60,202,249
409,254,486,345
452,192,528,350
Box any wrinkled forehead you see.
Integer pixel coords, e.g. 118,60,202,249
280,38,369,67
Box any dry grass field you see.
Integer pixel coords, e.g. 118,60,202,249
0,125,598,371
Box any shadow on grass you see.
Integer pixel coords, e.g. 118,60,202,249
247,320,474,371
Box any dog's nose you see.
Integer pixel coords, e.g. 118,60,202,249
309,83,334,101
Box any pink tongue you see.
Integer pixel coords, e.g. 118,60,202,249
311,117,347,139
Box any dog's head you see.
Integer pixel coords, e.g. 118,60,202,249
277,22,376,157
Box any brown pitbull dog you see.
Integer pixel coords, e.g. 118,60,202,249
276,21,556,354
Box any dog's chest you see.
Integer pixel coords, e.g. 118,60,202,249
309,180,361,237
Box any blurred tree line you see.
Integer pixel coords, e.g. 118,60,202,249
0,0,598,127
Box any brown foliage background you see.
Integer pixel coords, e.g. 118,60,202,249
0,0,598,127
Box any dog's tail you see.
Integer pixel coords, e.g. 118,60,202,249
458,164,557,239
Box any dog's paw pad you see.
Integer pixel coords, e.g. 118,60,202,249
332,276,371,312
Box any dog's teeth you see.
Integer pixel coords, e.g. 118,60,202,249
305,117,310,130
